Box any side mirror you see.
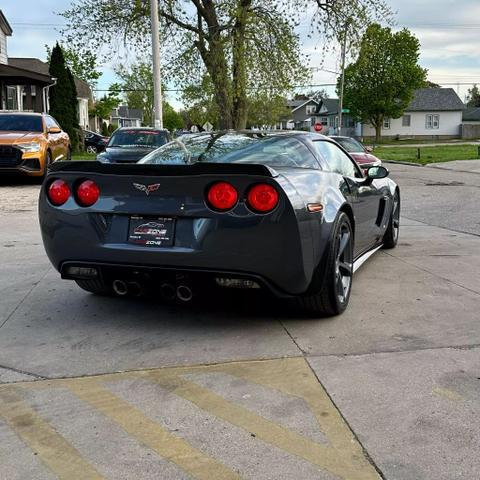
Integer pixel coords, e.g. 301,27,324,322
47,126,62,134
364,145,373,153
367,165,389,179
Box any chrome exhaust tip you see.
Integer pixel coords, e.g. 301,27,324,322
176,285,193,302
160,283,176,301
112,279,128,296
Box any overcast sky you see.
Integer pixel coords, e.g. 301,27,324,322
3,0,480,106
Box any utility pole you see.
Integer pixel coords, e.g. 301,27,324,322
337,21,348,136
150,0,163,128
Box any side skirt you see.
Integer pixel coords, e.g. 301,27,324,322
353,244,383,274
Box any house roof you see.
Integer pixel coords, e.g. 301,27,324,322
0,63,52,84
462,107,480,121
322,98,339,114
407,88,464,111
9,58,50,75
0,10,13,36
9,57,92,99
291,98,319,113
74,78,92,99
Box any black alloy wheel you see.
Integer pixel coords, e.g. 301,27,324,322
296,212,354,317
383,191,400,249
334,221,353,305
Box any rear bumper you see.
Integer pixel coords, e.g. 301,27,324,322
60,261,292,297
40,208,322,297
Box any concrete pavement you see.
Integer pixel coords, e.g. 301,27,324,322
0,164,479,479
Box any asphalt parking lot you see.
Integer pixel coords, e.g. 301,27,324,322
0,162,479,480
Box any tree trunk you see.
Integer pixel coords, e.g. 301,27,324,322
373,115,383,143
195,33,233,129
231,1,251,129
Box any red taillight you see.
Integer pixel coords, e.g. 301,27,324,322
247,183,279,213
76,179,100,207
48,179,70,206
207,182,238,211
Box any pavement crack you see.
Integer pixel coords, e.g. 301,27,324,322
304,357,386,480
306,343,480,359
400,215,480,238
0,267,51,331
278,318,307,356
0,364,47,380
383,251,480,296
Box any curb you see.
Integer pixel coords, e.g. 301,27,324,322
381,159,424,167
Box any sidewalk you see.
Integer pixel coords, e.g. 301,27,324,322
426,159,480,174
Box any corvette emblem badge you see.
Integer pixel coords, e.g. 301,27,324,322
133,183,161,195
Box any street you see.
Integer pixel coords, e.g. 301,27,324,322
0,162,479,480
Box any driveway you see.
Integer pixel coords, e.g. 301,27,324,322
0,164,479,480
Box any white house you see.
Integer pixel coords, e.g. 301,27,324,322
361,88,465,140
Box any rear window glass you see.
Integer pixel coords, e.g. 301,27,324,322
140,133,319,169
0,114,43,132
333,137,364,153
108,130,169,148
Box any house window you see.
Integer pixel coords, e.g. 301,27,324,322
426,114,439,129
383,118,391,129
6,86,18,110
320,116,328,125
31,85,36,96
306,104,316,115
402,115,411,127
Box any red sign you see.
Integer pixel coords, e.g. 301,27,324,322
314,123,323,132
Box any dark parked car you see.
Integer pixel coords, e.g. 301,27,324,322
97,127,170,164
39,131,400,316
330,136,382,171
83,130,109,154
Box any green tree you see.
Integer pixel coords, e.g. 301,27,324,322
61,0,392,130
341,24,427,142
91,85,121,120
247,94,289,128
49,43,79,151
163,102,184,131
466,84,480,107
46,44,101,89
115,61,155,125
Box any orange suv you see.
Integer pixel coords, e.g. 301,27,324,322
0,112,71,178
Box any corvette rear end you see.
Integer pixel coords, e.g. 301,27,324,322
39,161,318,300
39,131,400,316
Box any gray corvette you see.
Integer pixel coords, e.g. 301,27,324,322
39,131,400,316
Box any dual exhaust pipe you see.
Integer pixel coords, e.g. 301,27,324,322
112,279,193,302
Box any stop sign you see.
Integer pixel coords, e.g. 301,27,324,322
314,123,323,132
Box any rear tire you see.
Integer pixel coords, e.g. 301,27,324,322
75,279,112,295
383,190,400,249
295,212,354,317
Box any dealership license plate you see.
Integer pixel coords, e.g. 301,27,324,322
128,216,175,247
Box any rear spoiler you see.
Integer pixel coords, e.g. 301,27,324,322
48,161,278,177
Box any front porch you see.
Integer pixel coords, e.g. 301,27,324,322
0,64,53,113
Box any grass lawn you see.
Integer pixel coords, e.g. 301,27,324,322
374,145,480,165
363,138,476,146
72,153,97,161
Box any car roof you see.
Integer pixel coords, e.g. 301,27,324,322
0,111,44,117
116,127,169,132
182,130,330,141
